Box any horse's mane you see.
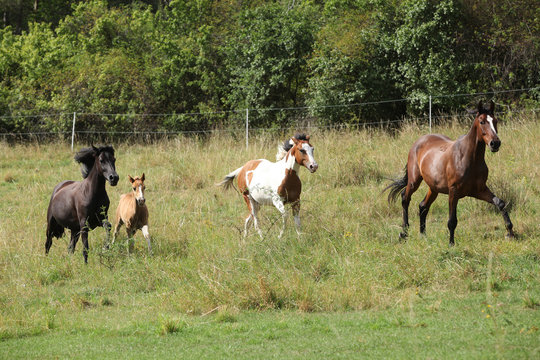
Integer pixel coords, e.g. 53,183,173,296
276,133,308,161
74,145,115,179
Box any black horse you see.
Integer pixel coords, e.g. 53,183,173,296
45,145,119,263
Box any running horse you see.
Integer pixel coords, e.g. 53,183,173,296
45,146,119,263
113,173,151,253
385,101,515,245
218,134,318,239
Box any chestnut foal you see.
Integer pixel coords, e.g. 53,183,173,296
113,174,151,253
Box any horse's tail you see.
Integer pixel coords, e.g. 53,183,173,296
384,167,408,203
216,166,243,190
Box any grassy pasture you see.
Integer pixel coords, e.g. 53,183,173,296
0,114,539,358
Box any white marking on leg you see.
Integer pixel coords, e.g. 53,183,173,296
141,225,151,252
272,199,287,239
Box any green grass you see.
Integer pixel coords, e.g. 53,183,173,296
0,115,539,358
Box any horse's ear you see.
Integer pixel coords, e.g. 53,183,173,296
477,101,483,113
489,100,495,113
305,135,310,141
141,173,145,181
291,137,299,145
128,175,135,183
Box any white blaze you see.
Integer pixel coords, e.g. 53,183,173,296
487,115,497,134
302,143,316,166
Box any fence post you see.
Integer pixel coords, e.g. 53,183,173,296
429,95,432,133
71,112,76,152
245,108,249,149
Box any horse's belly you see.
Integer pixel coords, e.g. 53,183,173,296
249,185,277,205
419,149,450,193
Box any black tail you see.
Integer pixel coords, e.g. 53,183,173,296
383,167,408,203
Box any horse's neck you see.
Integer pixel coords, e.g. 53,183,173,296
281,149,300,174
459,122,486,165
82,163,106,196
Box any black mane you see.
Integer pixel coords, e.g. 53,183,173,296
74,145,115,179
282,133,308,152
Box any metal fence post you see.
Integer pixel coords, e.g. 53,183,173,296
71,112,76,152
245,108,249,149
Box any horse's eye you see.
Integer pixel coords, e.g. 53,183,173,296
133,187,136,191
480,120,486,125
300,149,306,154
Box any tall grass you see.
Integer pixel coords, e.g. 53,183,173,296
0,113,539,339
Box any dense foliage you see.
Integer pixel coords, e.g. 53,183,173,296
1,0,538,132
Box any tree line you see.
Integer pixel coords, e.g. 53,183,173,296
1,0,538,134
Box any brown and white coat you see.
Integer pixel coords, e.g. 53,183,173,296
219,135,318,239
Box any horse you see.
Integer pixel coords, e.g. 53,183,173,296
218,134,318,239
112,173,151,253
385,101,515,245
45,145,119,263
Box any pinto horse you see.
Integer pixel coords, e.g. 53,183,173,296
385,101,515,245
218,134,318,239
113,173,151,253
45,146,119,263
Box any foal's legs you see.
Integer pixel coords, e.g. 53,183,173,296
419,189,438,234
126,228,135,254
112,219,123,244
474,188,515,238
141,225,152,253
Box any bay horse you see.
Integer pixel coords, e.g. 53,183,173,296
45,145,119,263
218,134,318,239
385,101,515,245
112,173,151,253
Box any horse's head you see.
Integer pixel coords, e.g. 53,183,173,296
475,101,501,152
128,173,146,206
92,145,119,186
289,134,318,173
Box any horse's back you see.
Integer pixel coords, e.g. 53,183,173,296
116,193,148,229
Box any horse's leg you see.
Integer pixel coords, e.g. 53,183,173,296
141,225,152,253
419,189,438,234
447,190,459,246
112,219,123,244
102,218,112,248
250,199,263,239
401,167,422,239
292,201,302,236
242,194,253,239
127,228,135,254
272,198,287,239
474,188,515,238
68,229,80,254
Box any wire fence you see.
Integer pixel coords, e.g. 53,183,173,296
1,87,538,148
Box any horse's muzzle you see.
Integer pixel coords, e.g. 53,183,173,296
308,163,319,173
108,174,119,186
136,198,146,206
489,139,501,152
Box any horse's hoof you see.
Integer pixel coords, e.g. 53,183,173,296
506,232,516,240
399,232,408,240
